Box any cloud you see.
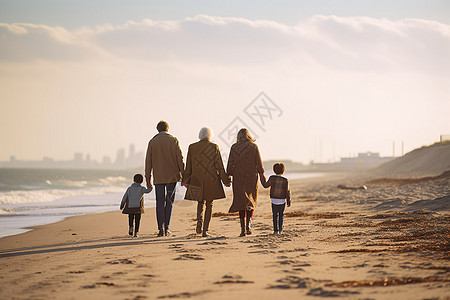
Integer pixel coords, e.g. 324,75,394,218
0,23,101,61
1,15,450,75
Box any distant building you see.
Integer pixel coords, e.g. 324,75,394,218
74,153,83,162
440,135,450,142
103,156,112,165
115,148,125,167
340,152,392,167
43,157,53,162
310,152,393,171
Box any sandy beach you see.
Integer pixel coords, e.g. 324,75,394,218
0,170,449,300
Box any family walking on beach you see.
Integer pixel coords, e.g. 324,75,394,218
120,120,291,238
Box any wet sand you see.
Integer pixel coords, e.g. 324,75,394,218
0,173,449,299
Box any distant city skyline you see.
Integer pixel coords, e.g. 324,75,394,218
3,144,145,169
2,137,446,168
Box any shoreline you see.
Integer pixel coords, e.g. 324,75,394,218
0,172,324,240
0,173,448,299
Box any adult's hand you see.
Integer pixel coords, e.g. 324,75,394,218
146,178,152,189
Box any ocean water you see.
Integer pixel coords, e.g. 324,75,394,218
0,168,322,239
0,169,151,239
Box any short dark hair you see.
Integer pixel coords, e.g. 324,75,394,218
156,121,169,132
273,163,285,175
133,174,144,183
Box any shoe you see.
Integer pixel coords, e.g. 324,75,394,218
129,226,133,236
196,221,202,234
202,231,210,237
273,231,278,235
246,216,252,235
133,232,139,238
157,229,164,237
164,229,171,236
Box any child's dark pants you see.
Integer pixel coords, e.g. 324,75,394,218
128,213,141,232
271,203,286,232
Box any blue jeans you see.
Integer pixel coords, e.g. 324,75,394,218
155,182,177,230
272,203,286,232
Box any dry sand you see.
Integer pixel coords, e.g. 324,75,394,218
0,173,449,300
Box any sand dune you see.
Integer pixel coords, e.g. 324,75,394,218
373,141,450,177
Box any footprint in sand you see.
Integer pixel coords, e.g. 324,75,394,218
157,290,211,299
174,254,205,260
267,276,322,289
277,259,298,265
197,240,228,245
67,271,85,274
307,287,360,297
278,248,309,254
272,259,311,272
214,274,254,284
249,249,276,254
107,258,135,265
81,282,116,289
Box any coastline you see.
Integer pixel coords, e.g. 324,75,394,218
0,174,448,299
0,172,321,240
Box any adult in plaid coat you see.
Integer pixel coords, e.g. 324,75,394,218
227,128,265,236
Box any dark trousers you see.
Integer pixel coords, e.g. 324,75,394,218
272,203,286,232
128,214,141,232
155,182,177,230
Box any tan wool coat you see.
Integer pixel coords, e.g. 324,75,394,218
145,132,184,185
182,140,230,201
227,141,264,212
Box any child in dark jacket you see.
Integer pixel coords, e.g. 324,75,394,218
120,174,152,237
261,163,291,234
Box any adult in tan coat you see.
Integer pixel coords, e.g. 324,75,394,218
182,127,231,237
145,121,184,237
227,128,264,237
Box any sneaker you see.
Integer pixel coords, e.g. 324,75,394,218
129,226,133,236
273,231,278,235
157,229,164,237
134,232,139,238
202,231,210,237
164,229,171,236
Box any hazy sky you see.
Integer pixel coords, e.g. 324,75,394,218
1,1,449,164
